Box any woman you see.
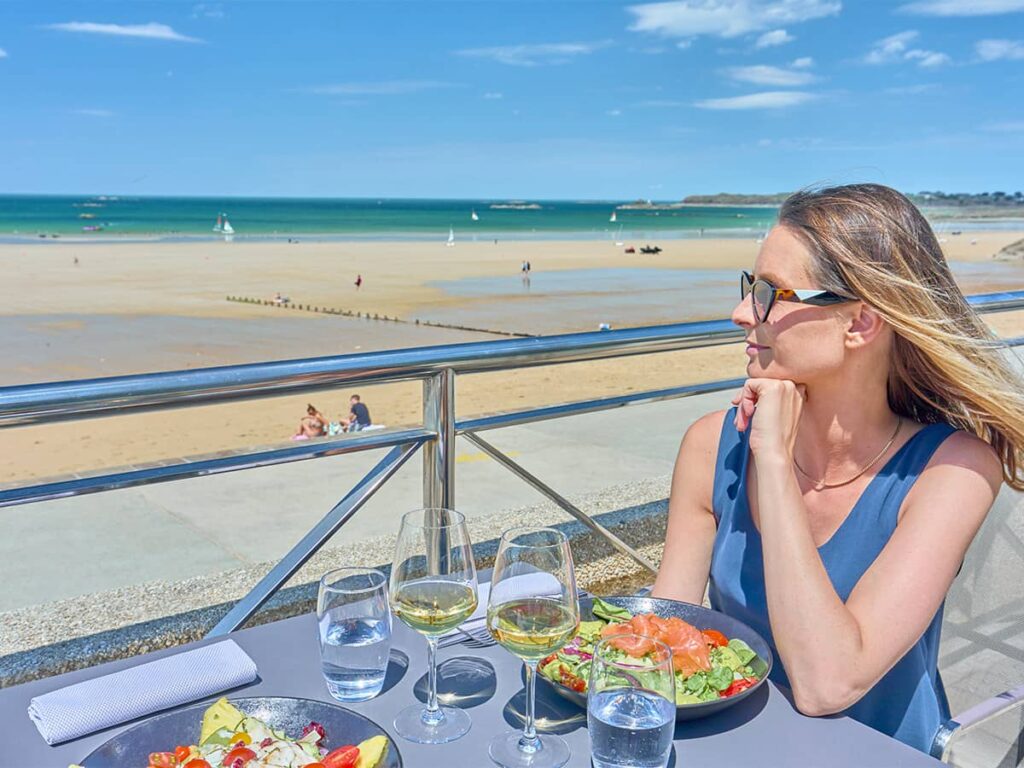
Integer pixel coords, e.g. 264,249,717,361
652,184,1023,753
293,403,327,439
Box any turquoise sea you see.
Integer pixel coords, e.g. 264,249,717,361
0,195,779,241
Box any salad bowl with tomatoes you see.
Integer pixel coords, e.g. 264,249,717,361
77,697,401,768
537,596,772,721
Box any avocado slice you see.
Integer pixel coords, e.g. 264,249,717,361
199,697,245,745
355,735,389,768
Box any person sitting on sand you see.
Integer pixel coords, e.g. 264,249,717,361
293,403,327,439
340,394,372,433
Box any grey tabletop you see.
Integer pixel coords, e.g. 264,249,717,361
0,611,942,768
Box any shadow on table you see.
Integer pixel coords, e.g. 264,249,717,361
672,682,769,741
413,656,497,709
381,649,410,696
502,683,588,735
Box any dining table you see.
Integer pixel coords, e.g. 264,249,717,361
0,599,944,768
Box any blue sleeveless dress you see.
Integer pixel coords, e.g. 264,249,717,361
708,408,956,753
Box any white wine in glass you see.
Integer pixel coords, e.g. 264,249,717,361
487,526,579,768
390,508,478,744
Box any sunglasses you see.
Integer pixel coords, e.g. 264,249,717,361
741,270,852,324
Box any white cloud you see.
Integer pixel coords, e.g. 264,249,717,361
792,56,814,67
905,49,951,66
983,120,1024,131
454,40,612,66
695,90,817,109
192,3,225,19
727,64,816,85
47,21,202,43
864,30,949,67
756,29,794,48
73,108,114,117
976,39,1024,60
899,0,1024,15
627,0,840,39
607,109,623,116
483,92,504,99
306,81,459,96
864,30,918,63
0,48,7,58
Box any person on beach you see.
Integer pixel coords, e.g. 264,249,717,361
652,184,1024,754
342,394,372,432
355,274,363,290
293,403,327,439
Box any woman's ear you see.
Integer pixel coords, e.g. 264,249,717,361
844,302,887,349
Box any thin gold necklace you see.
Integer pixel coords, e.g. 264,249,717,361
793,418,902,490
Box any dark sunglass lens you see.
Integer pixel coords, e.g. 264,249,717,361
752,281,773,321
740,273,752,299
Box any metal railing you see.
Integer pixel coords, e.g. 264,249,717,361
2,291,1022,637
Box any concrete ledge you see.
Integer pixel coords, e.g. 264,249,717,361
0,477,669,687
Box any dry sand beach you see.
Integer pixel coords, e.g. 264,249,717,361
2,232,1023,484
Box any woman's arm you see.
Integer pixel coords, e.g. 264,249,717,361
740,382,1002,715
651,410,724,605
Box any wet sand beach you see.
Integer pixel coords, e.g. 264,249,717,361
2,232,1023,484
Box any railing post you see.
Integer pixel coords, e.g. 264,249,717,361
423,368,455,509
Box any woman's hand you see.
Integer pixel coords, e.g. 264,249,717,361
731,378,806,458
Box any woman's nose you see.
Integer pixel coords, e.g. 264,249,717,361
732,294,756,329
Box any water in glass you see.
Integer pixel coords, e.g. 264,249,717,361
317,567,391,702
588,688,675,768
319,614,390,701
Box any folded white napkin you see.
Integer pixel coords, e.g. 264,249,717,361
28,640,258,745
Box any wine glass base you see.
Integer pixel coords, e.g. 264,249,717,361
393,703,471,744
488,730,571,768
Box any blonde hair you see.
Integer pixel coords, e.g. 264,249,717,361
779,183,1024,490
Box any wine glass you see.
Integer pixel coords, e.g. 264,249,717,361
390,508,478,744
487,526,580,768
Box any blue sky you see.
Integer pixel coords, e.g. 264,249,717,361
1,0,1022,198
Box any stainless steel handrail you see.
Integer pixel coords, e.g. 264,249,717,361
2,290,1022,636
1,292,1018,429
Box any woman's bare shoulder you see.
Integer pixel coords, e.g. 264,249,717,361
928,428,1003,489
679,409,730,459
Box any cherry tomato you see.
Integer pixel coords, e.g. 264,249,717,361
148,753,177,768
721,676,758,697
323,744,361,768
183,761,212,768
221,746,257,766
702,629,729,647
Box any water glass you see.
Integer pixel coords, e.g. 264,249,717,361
317,567,392,702
588,633,676,768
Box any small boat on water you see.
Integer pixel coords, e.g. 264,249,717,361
471,209,479,222
446,227,455,247
609,211,617,223
82,225,103,232
79,213,96,219
213,213,235,236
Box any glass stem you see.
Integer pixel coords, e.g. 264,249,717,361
519,660,541,752
423,635,444,725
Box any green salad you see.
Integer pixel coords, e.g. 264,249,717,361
538,597,764,705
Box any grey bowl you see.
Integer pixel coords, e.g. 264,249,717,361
80,696,402,767
540,596,773,721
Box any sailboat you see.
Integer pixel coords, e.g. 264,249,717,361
609,210,617,223
471,209,479,222
221,216,235,235
446,227,455,247
213,214,224,233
